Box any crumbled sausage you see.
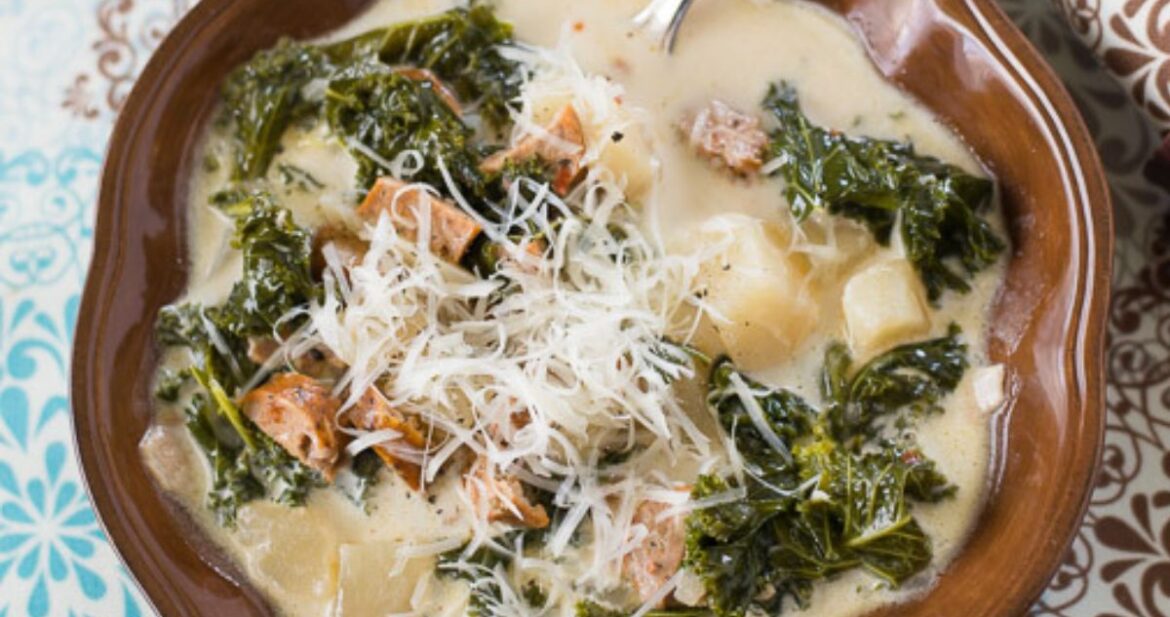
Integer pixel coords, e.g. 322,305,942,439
241,373,343,480
357,177,483,264
680,100,768,176
480,104,587,195
463,455,549,529
341,386,428,490
624,499,686,605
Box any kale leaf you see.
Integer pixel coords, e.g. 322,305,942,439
156,192,322,524
821,324,968,441
708,357,816,478
377,4,524,130
219,5,523,183
221,40,331,180
762,82,1004,301
325,71,487,194
686,347,962,617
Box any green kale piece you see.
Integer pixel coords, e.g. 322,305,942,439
155,192,322,524
220,5,522,182
685,351,960,617
707,357,816,477
377,4,524,130
324,71,487,194
216,191,318,338
185,393,263,527
221,40,331,180
762,82,1004,301
821,324,968,441
153,367,187,403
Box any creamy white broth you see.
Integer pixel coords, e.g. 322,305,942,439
142,1,1006,616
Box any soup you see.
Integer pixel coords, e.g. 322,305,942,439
141,1,1009,616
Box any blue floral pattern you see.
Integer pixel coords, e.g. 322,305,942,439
0,0,174,615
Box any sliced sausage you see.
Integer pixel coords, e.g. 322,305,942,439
357,177,483,264
241,373,343,480
680,100,768,176
463,455,549,529
623,499,686,605
480,104,586,196
341,386,428,490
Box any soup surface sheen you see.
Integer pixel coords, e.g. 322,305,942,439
142,1,1007,616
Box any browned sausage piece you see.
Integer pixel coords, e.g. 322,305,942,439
679,100,768,176
311,223,368,280
623,500,687,605
480,104,586,196
394,67,463,115
241,373,344,481
356,177,483,264
463,455,550,529
341,387,428,491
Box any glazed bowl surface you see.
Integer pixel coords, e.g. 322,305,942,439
71,0,1113,615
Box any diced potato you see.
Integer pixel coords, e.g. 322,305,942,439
139,423,204,503
234,503,340,612
842,259,931,356
597,126,657,199
698,215,817,370
333,542,437,617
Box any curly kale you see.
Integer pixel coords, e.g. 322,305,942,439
324,71,487,194
377,4,524,130
156,192,322,525
821,324,968,442
708,358,816,477
762,82,1004,301
219,5,523,183
686,341,964,617
221,40,331,180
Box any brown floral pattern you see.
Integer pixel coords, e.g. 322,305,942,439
63,0,192,120
57,0,1170,614
1007,0,1170,614
1055,0,1170,133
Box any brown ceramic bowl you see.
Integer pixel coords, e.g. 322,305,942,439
71,0,1113,615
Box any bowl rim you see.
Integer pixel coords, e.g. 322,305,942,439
70,0,1113,615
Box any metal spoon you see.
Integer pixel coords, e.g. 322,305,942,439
633,0,696,53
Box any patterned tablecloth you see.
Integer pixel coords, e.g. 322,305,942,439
0,1,1166,615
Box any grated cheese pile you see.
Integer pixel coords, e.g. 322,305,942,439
270,43,730,606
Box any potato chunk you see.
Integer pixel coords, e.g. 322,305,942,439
598,126,657,199
698,215,817,370
333,542,436,617
842,259,931,356
234,503,340,612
